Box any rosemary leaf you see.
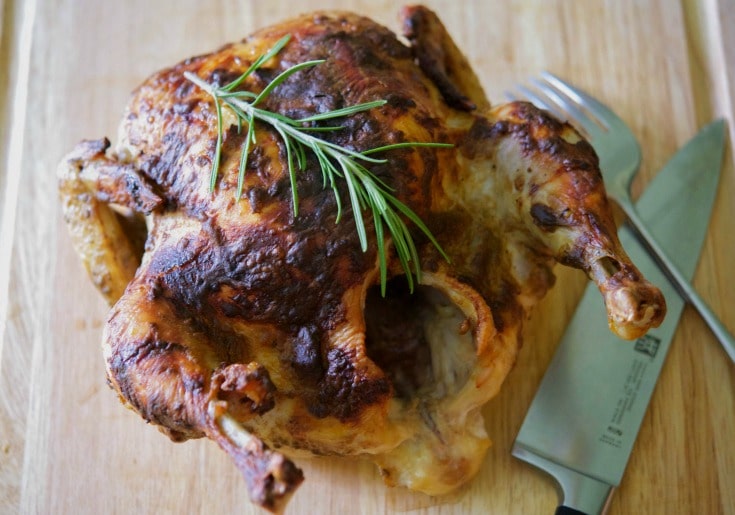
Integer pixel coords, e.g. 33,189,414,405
275,125,299,215
252,60,324,106
223,34,292,92
236,117,255,201
372,205,388,297
362,141,454,155
297,100,387,123
298,125,345,132
210,94,224,192
387,194,451,263
341,161,368,251
220,90,258,100
295,140,307,171
384,208,414,292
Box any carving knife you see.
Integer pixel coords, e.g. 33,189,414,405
512,119,727,515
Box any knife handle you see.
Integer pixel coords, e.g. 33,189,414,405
556,506,590,515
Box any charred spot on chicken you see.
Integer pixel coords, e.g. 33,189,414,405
57,5,665,513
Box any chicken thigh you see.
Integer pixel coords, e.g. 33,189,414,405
57,6,665,512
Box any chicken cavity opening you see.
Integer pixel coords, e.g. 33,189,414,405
364,279,476,402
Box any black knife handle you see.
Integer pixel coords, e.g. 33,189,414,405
555,506,589,515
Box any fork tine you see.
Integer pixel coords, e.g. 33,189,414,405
540,71,621,129
507,84,566,121
507,79,598,139
530,77,604,137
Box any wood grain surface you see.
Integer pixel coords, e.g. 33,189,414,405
1,1,734,514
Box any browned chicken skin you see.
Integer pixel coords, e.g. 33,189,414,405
57,6,665,512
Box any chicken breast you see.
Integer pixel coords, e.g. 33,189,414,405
57,6,665,512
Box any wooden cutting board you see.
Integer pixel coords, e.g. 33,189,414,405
2,0,734,513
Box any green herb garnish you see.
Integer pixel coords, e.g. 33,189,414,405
184,34,451,294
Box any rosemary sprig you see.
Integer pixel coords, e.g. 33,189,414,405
184,34,451,294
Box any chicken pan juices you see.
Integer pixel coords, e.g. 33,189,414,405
58,5,665,512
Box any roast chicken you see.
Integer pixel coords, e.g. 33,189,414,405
58,6,665,512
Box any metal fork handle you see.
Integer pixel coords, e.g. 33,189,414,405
618,196,735,362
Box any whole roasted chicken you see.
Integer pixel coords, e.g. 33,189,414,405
58,6,665,512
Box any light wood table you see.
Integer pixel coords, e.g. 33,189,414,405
2,1,733,513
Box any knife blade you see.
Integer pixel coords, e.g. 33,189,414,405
512,119,727,515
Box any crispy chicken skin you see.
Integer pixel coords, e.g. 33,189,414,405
57,6,665,512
